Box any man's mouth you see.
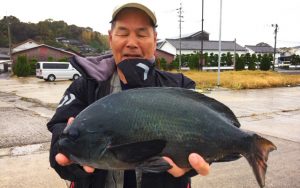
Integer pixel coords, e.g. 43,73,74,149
122,54,143,59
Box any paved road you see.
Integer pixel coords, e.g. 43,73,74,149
0,77,299,188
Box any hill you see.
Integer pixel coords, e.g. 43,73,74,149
0,16,109,55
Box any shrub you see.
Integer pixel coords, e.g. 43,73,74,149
13,55,31,77
29,59,38,75
47,56,54,61
159,57,168,70
235,55,245,71
260,54,271,71
58,57,69,62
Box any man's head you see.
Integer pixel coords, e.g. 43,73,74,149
108,3,157,65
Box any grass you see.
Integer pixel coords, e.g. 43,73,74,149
178,70,300,90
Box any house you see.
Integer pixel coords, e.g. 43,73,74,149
0,53,10,60
244,42,274,55
12,39,40,53
0,48,10,60
155,49,175,64
11,44,75,64
0,48,11,72
158,31,246,56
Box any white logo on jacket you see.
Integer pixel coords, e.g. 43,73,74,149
136,63,149,80
58,93,75,108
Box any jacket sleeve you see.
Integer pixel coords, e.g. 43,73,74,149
47,77,93,181
180,73,196,89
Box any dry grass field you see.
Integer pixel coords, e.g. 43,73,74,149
180,70,300,89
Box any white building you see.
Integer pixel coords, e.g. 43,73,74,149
158,31,247,56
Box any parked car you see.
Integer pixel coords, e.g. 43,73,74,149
36,62,81,81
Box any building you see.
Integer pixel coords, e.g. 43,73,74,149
158,31,246,56
11,44,75,64
155,49,175,64
12,39,40,53
244,42,275,55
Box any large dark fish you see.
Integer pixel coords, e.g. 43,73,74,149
59,87,276,188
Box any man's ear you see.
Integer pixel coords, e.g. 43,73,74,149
153,31,158,51
154,31,157,43
108,30,113,48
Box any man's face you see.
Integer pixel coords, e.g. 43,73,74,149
109,8,157,64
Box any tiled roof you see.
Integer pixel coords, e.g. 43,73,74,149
11,44,75,56
165,39,246,51
245,45,274,53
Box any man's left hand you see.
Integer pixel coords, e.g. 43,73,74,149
163,153,210,177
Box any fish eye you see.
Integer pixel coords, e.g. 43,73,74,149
68,128,80,141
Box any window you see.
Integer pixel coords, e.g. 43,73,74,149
43,63,69,69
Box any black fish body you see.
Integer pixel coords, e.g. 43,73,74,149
59,87,276,187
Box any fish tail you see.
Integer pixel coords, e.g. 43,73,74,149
244,134,277,188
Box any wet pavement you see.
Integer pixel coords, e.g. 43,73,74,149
0,77,299,188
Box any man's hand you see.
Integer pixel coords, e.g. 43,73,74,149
55,117,95,173
163,153,210,177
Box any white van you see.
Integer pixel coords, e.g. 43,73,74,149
36,62,81,81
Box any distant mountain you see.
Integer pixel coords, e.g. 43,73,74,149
0,16,109,55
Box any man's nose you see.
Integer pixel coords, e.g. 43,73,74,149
126,34,138,49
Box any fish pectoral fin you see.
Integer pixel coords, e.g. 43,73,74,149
137,156,172,173
214,153,242,162
108,139,166,163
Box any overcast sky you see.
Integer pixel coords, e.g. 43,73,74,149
1,0,299,48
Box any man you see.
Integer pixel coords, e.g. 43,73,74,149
48,2,209,188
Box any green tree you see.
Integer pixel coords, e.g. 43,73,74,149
235,54,245,70
187,53,200,70
48,56,54,61
13,55,31,76
290,55,300,65
28,59,37,75
203,53,209,66
260,54,271,71
158,57,168,70
221,53,227,66
226,52,233,66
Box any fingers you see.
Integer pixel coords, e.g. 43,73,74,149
55,117,75,166
188,153,210,176
55,153,72,166
163,153,210,178
67,117,75,126
55,153,95,173
163,157,189,177
55,117,94,174
83,166,95,173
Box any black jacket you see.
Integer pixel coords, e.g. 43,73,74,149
47,55,196,188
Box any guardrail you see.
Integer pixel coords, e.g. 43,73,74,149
202,66,234,71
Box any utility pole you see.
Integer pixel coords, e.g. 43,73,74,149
233,38,236,70
200,0,204,71
177,3,183,71
217,0,223,87
4,16,12,61
271,24,278,71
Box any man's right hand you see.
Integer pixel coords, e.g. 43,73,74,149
55,117,95,174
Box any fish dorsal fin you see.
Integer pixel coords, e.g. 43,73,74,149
108,139,166,163
176,88,241,128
